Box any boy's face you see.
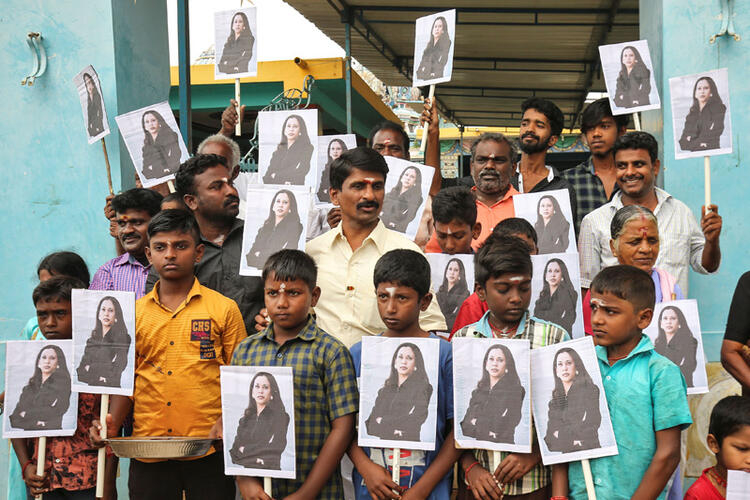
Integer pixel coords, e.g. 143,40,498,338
589,290,652,348
145,230,204,280
708,426,750,473
264,274,320,333
476,272,531,327
36,298,72,340
434,220,481,254
376,282,431,332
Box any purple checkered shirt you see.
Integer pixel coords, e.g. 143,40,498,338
89,253,150,298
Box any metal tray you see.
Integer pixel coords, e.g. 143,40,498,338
104,436,216,459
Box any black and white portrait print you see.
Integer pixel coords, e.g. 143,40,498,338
3,340,78,439
258,109,318,186
214,7,258,79
426,254,474,333
221,366,296,479
599,39,661,115
381,157,434,240
316,134,357,204
513,190,576,255
529,253,584,338
73,65,110,144
669,68,732,160
412,9,456,87
72,289,135,396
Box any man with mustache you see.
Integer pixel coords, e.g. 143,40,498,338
145,154,263,333
579,131,722,295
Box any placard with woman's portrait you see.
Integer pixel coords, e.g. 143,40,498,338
412,9,456,87
73,65,110,144
358,336,440,451
453,338,531,453
381,157,434,240
426,254,474,333
530,337,618,465
240,184,311,276
258,109,319,187
643,299,708,394
315,134,357,204
214,7,258,79
3,340,78,439
114,101,189,188
669,68,732,160
598,39,661,115
221,366,296,479
513,190,576,255
71,289,135,396
529,253,584,338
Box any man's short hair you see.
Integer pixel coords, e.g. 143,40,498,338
197,134,241,167
161,192,188,210
521,97,565,137
147,209,201,244
492,218,538,245
709,395,750,446
261,249,317,291
368,121,410,152
373,249,431,298
581,98,629,133
329,147,389,191
613,131,659,163
590,265,655,312
469,132,516,161
474,235,533,288
32,276,87,306
175,154,228,196
432,187,477,226
111,188,164,217
37,252,90,287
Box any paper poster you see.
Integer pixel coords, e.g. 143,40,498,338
669,68,732,159
412,9,456,87
258,109,319,187
114,101,189,188
221,366,296,479
643,299,708,394
381,156,434,240
71,289,135,396
315,134,357,204
453,338,532,453
598,39,661,115
240,185,311,276
529,253,584,339
727,470,750,500
3,341,78,439
358,336,440,451
73,65,110,144
513,189,576,255
214,7,258,79
426,254,474,332
530,337,618,465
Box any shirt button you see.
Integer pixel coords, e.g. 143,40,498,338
55,458,61,464
596,478,602,485
170,341,174,346
276,353,283,359
167,402,171,406
605,376,611,380
168,371,172,375
168,429,172,433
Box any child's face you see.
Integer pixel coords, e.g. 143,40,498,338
36,298,72,340
264,274,320,334
589,290,652,348
476,272,531,328
708,426,750,473
434,219,478,254
376,281,431,333
146,230,204,280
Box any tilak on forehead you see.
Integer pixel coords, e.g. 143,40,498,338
590,297,608,307
363,177,376,184
279,282,286,291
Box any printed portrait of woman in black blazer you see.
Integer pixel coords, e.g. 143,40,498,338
230,372,290,470
678,76,726,152
263,114,314,185
534,258,578,336
613,45,651,108
436,258,470,331
534,195,570,254
246,189,303,268
218,12,255,75
461,344,525,444
83,73,105,137
366,342,433,442
317,138,348,203
654,305,698,387
416,16,451,81
140,110,181,180
77,296,132,388
381,166,424,233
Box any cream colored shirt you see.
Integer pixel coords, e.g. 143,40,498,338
306,219,447,347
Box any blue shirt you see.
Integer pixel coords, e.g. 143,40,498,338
568,335,692,500
350,334,453,499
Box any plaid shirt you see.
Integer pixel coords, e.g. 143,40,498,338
453,311,569,495
90,253,150,299
561,158,619,234
230,316,358,499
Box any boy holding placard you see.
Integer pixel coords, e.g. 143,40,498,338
430,186,481,255
348,249,459,499
222,249,358,499
453,235,568,499
12,276,107,499
559,265,692,499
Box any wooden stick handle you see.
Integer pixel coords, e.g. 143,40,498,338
492,450,501,475
101,138,114,196
704,155,711,208
264,477,272,495
633,112,641,131
96,394,109,498
581,459,597,500
167,180,176,194
391,448,401,484
235,79,242,136
419,85,436,154
35,436,46,500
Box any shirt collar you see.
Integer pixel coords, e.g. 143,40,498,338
515,164,555,183
200,218,245,247
472,185,519,208
610,186,671,212
151,277,202,309
595,333,654,364
475,310,529,338
260,315,319,343
331,219,387,253
114,252,150,269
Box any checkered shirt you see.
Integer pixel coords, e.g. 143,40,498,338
561,158,619,234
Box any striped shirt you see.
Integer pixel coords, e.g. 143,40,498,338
453,310,569,495
90,253,150,299
578,187,713,293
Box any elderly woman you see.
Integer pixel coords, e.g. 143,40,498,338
583,205,683,336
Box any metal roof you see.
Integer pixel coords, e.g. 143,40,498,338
285,1,639,129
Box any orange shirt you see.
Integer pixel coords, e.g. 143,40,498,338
133,278,246,459
425,186,518,252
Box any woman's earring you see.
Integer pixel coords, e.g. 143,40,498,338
505,369,508,373
575,370,579,375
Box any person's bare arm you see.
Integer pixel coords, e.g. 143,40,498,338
461,450,502,500
551,463,569,497
421,98,442,196
284,413,355,499
347,437,400,500
89,395,133,446
402,427,461,499
700,205,722,272
220,99,246,137
631,426,681,500
721,339,750,388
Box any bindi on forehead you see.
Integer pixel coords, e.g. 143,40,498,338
508,276,525,282
384,286,396,297
362,177,376,185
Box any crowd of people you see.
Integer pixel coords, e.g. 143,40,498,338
6,90,750,500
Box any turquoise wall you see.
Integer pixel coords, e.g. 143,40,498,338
0,1,169,497
641,0,750,361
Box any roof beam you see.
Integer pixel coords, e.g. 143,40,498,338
354,6,637,15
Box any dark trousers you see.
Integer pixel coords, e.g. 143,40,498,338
128,452,235,500
31,487,95,500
